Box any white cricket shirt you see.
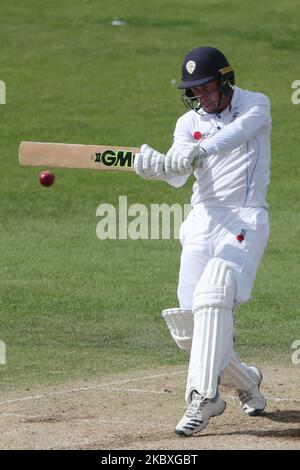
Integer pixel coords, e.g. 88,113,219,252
168,86,271,208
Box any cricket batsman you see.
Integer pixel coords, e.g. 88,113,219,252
134,46,271,436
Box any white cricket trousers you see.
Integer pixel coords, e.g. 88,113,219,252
178,204,269,309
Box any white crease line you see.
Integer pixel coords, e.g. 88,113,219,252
105,389,300,401
229,395,300,403
267,397,300,402
0,412,40,419
0,370,186,406
0,369,299,407
110,387,172,394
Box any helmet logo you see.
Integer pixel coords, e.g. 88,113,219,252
186,60,196,74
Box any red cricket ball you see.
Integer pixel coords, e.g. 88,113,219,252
39,170,55,187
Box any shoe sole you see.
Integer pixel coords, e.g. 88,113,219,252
175,401,226,437
247,408,265,417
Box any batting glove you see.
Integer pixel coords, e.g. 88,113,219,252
134,144,174,180
164,143,207,176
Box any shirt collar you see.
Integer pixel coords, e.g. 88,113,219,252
217,86,241,116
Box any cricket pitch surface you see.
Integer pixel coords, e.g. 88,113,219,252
0,364,299,450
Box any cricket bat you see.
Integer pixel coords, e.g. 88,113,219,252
19,141,140,172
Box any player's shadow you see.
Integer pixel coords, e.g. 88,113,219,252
198,410,300,440
263,409,300,424
220,427,300,439
232,410,300,438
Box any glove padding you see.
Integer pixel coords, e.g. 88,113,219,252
164,143,207,176
134,144,173,180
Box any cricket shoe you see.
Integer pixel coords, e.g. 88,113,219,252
175,390,226,437
238,366,266,416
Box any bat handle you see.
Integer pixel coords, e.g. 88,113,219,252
192,155,204,168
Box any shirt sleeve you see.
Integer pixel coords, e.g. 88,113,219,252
201,93,271,155
164,113,194,188
173,113,195,145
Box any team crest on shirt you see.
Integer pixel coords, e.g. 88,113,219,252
186,60,196,74
193,130,210,140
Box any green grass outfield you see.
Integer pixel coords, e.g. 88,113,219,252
0,0,300,390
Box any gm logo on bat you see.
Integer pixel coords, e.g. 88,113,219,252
91,149,136,167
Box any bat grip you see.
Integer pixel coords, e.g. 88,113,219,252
192,155,204,169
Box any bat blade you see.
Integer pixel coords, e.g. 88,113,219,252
19,141,140,172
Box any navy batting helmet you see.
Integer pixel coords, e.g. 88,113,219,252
179,47,235,113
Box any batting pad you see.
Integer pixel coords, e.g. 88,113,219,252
221,351,258,391
186,258,235,402
162,308,193,352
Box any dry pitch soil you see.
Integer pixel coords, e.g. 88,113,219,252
0,363,299,450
